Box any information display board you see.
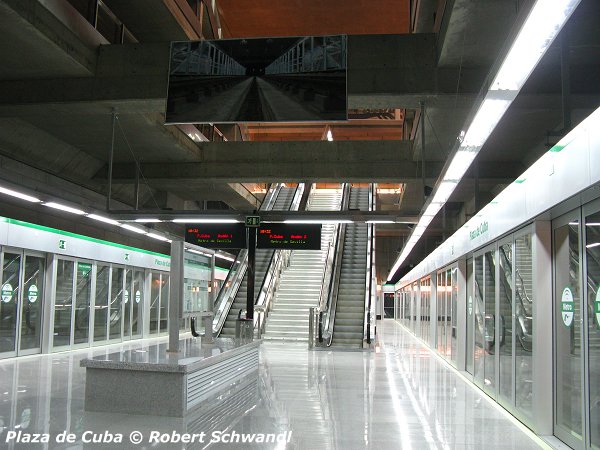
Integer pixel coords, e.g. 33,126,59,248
185,223,247,249
257,224,321,250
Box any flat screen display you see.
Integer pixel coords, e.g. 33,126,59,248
166,35,347,123
257,224,321,250
185,223,247,249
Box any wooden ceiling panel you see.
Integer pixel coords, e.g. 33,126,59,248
217,0,410,38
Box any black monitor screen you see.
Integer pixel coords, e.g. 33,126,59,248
166,35,347,123
185,223,247,249
257,223,321,250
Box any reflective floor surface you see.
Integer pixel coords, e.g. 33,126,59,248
0,320,545,449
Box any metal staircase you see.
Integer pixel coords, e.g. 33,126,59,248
331,187,370,347
263,189,342,341
219,187,297,336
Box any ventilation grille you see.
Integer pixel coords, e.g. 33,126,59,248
186,347,259,411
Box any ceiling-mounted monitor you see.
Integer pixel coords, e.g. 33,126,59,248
165,35,347,124
257,223,321,250
185,224,247,249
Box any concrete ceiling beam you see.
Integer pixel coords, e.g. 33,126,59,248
93,141,523,183
0,35,488,114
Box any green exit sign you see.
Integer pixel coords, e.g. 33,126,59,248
245,216,260,227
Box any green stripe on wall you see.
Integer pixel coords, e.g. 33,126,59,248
3,217,169,258
1,216,232,273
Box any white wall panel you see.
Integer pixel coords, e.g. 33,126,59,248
398,106,600,288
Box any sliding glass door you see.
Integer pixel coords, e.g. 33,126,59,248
0,249,45,358
555,201,600,449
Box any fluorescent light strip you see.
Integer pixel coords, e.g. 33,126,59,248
0,186,41,203
147,232,170,242
120,224,147,234
134,218,161,223
43,202,86,215
490,0,580,92
172,218,239,223
443,150,478,181
431,181,458,204
87,214,119,226
461,98,511,148
366,220,395,224
386,0,579,282
586,242,600,249
284,219,352,224
216,254,235,262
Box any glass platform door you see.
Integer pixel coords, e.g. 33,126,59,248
0,249,45,359
553,211,584,449
18,253,45,355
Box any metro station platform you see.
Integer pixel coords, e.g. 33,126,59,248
0,320,548,449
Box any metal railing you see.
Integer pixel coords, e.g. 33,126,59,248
66,0,138,44
211,183,305,336
252,183,306,337
363,184,376,345
211,249,248,334
210,184,282,335
253,249,291,338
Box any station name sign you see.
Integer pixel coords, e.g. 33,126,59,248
185,223,246,249
257,223,321,250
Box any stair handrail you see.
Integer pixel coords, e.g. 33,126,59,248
253,183,306,335
322,183,350,346
316,189,342,312
363,184,375,345
211,183,283,335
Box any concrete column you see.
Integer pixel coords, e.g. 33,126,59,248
168,241,184,353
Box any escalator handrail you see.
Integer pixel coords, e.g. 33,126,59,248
318,239,337,312
57,265,108,309
211,183,283,335
363,183,375,344
323,183,350,346
498,247,532,320
497,247,533,345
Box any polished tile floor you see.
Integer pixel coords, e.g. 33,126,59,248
0,320,545,449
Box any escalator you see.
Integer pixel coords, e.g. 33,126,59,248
477,247,532,354
330,186,370,347
219,186,299,336
498,245,533,352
